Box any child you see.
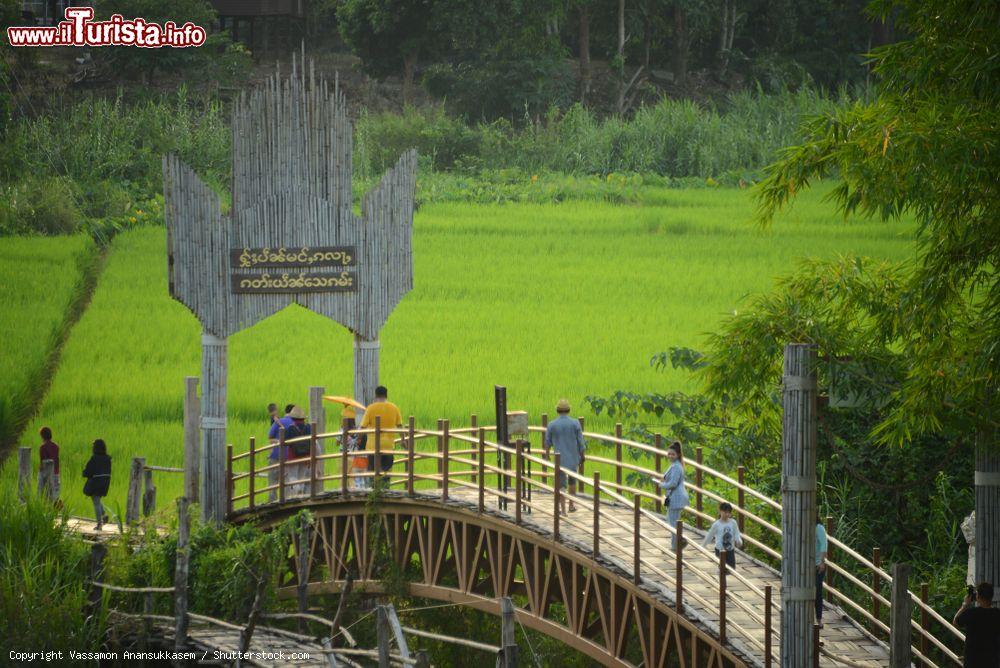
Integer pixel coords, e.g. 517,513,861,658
702,501,743,568
342,407,368,490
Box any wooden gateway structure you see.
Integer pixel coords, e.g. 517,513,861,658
162,56,417,522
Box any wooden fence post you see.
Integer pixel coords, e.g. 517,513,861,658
593,472,601,559
872,547,882,631
470,413,479,486
248,437,256,511
309,385,326,494
37,459,54,500
654,434,663,514
18,447,31,501
278,426,286,504
540,413,548,487
615,423,623,489
719,549,727,645
675,520,683,613
500,597,519,668
442,419,450,501
514,440,523,524
407,416,415,496
764,584,772,668
377,605,391,668
183,376,200,503
633,494,641,585
226,444,233,517
436,418,443,490
695,447,703,529
309,423,318,500
126,457,144,524
86,542,107,621
889,563,912,668
780,343,818,668
374,415,382,487
737,466,745,532
143,466,156,517
478,429,486,513
173,497,191,659
341,421,349,494
553,453,561,542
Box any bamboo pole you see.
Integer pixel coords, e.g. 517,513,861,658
225,444,233,517
341,421,349,494
764,584,772,668
174,497,190,659
695,447,704,529
889,563,912,668
309,423,318,500
407,416,415,496
183,376,200,503
920,582,929,665
593,472,601,559
675,520,683,613
470,414,478,486
248,437,256,511
654,434,663,514
514,440,523,524
374,415,382,487
442,419,450,501
478,429,485,513
553,453,561,543
126,457,144,524
278,426,287,504
633,494,641,585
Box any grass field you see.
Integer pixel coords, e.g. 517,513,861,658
2,184,916,515
0,234,97,447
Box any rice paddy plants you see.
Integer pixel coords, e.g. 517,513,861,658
0,234,98,447
3,183,916,515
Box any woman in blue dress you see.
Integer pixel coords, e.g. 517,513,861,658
650,441,689,550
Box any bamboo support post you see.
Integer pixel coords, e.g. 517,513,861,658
436,419,443,490
675,520,683,613
174,497,190,658
407,416,415,496
540,413,548,486
615,423,623,489
341,421,349,494
278,426,287,504
737,466,745,532
225,444,233,517
500,597,518,668
126,457,144,524
889,563,912,668
764,584,772,668
780,343,818,667
183,376,199,503
695,447,703,529
633,494,641,585
309,423,318,500
248,437,256,510
143,467,156,517
199,332,227,524
593,471,601,559
719,549,727,645
470,414,478,485
17,447,31,501
87,542,107,621
553,453,561,543
872,547,882,631
654,434,663,514
514,440,523,524
442,419,450,501
478,429,485,512
377,605,391,668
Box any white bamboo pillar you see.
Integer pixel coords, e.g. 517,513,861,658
781,343,818,667
200,332,228,523
309,385,326,493
353,334,379,406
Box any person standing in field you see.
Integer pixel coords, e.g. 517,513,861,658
651,441,689,550
82,439,111,531
544,399,585,515
816,514,828,627
360,386,402,478
702,501,743,568
37,426,60,502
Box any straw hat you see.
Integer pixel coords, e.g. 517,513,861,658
288,405,306,420
342,405,356,419
556,398,571,413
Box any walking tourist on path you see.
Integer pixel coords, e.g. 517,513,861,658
651,441,689,550
360,386,403,475
82,439,111,530
544,399,585,515
703,501,743,568
38,426,60,502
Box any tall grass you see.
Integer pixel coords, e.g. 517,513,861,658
0,183,916,515
0,234,98,447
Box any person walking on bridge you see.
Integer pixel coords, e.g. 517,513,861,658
82,439,111,531
545,399,585,515
651,441,689,550
360,386,402,478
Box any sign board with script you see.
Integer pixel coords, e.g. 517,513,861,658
229,246,358,294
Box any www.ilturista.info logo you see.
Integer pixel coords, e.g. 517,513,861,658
7,7,206,48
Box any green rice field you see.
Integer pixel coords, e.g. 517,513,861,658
0,234,97,446
2,184,916,515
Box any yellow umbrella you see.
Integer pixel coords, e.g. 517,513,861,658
323,395,366,411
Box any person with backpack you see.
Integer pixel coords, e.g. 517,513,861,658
702,501,743,569
82,439,111,531
268,405,312,498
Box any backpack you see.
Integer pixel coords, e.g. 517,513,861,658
286,422,311,458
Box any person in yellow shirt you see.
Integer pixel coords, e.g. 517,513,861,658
360,385,403,475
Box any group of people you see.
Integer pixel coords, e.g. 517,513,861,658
265,385,402,496
35,426,112,530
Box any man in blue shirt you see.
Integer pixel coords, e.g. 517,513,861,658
544,399,585,515
816,515,828,627
267,405,311,498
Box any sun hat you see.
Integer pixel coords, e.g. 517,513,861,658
342,405,356,419
288,405,306,420
556,398,571,413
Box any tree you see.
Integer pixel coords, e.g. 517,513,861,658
337,0,436,103
755,0,1000,599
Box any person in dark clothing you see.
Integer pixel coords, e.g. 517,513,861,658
953,581,1000,667
38,426,61,502
83,439,111,530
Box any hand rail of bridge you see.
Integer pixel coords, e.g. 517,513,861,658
226,419,963,667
